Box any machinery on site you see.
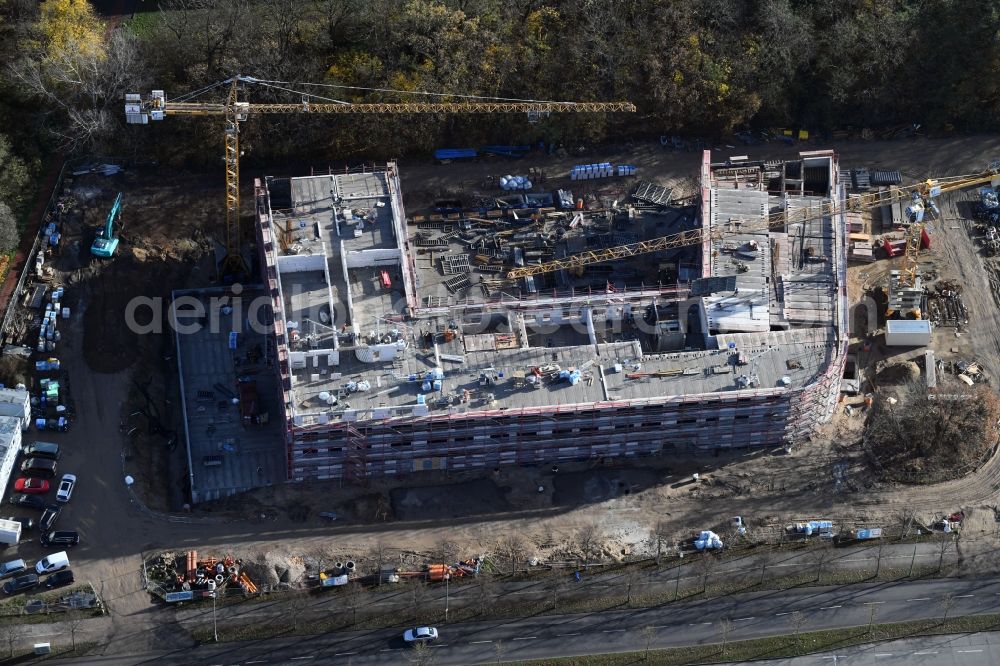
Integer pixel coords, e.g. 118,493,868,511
90,192,123,258
505,162,1000,280
125,76,635,279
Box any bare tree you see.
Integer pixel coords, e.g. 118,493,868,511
652,521,671,566
345,582,366,625
433,539,460,564
718,617,732,657
789,610,808,646
577,523,600,562
624,566,642,605
937,536,954,571
476,573,496,616
410,581,430,622
939,592,955,623
499,534,526,576
696,553,717,594
3,623,18,658
67,612,86,651
810,547,832,583
875,537,885,577
868,604,878,634
673,559,685,600
370,542,389,585
9,28,142,149
641,625,657,660
549,575,571,611
753,553,770,586
286,593,310,628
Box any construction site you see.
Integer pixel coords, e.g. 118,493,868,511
165,148,849,502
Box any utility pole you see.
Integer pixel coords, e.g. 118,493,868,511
445,573,450,621
212,590,218,642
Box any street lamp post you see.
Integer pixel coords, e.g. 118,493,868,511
445,573,450,621
212,590,218,642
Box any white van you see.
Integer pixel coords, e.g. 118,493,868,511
35,551,69,575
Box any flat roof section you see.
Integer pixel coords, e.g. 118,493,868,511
174,290,286,502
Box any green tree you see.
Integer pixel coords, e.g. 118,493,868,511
0,134,30,211
0,201,19,253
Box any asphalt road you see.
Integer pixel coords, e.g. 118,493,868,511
37,577,1000,665
741,631,1000,665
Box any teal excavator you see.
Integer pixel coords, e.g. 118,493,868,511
91,192,123,257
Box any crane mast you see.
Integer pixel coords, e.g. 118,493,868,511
126,75,635,278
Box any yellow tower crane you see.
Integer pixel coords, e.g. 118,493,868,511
506,162,1000,280
125,75,636,277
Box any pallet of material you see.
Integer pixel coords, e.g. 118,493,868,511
848,232,871,242
850,245,876,262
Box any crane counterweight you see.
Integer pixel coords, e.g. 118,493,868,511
126,75,634,280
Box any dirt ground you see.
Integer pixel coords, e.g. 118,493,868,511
12,134,1000,655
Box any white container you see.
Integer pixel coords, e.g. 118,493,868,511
61,307,70,319
884,319,932,347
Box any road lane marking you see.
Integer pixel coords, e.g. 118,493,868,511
380,649,398,652
955,594,975,598
334,653,357,657
914,651,937,655
651,625,669,629
290,658,313,661
701,622,713,625
246,662,268,665
512,637,536,641
603,629,626,633
957,649,983,653
907,598,930,601
864,601,886,605
775,612,790,616
820,605,842,610
733,617,754,621
556,633,580,637
874,654,893,657
471,640,493,644
429,644,448,648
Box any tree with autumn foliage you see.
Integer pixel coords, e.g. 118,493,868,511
8,0,140,148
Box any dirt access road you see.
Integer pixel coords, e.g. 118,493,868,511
18,134,1000,656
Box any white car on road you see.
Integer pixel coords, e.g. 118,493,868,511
403,627,438,644
56,474,76,503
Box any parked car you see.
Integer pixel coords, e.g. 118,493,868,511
40,530,79,547
38,506,61,533
7,494,46,509
55,474,76,503
44,569,74,589
2,573,39,595
21,458,57,479
35,551,69,575
5,516,34,531
21,442,60,460
403,627,439,644
0,559,26,579
13,477,50,494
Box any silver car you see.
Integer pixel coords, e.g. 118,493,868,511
56,474,76,503
403,627,438,643
0,559,26,579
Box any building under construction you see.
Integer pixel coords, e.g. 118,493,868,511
253,150,848,483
